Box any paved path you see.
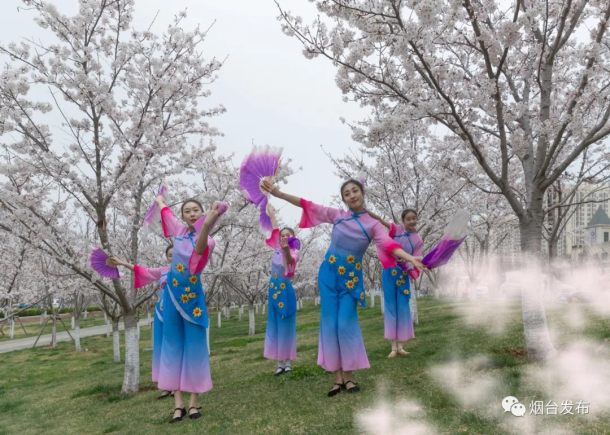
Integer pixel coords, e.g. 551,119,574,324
0,319,149,354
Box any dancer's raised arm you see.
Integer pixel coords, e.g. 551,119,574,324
267,203,279,230
194,206,220,256
367,210,391,229
261,179,301,208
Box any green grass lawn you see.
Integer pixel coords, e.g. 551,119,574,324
0,298,609,435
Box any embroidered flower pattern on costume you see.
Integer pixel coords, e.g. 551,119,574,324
326,252,365,307
393,266,411,296
184,286,191,293
280,283,286,289
189,276,197,284
188,292,196,299
181,294,189,303
273,273,278,279
360,292,364,300
172,278,178,287
273,293,278,300
193,307,202,317
278,302,284,308
176,263,185,273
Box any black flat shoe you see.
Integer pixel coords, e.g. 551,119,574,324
170,407,186,423
274,368,285,377
328,382,343,397
157,390,173,400
344,380,360,393
189,406,202,420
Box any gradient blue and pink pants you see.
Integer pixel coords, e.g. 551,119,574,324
382,267,415,342
157,291,212,394
264,300,297,361
317,261,370,372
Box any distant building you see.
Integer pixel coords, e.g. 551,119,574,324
545,181,610,257
570,206,610,264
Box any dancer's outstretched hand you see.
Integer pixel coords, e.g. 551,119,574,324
108,257,127,268
411,256,424,270
205,204,220,227
261,178,279,196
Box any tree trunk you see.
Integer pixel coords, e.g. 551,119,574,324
225,306,230,320
121,311,140,394
370,288,375,308
9,318,14,339
71,315,75,330
40,308,45,326
410,285,419,325
238,306,242,322
519,204,556,361
104,312,110,338
262,303,266,315
112,318,121,363
248,302,255,335
217,311,221,328
84,309,88,320
74,315,82,352
51,314,57,348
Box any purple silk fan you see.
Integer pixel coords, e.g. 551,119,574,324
239,145,283,233
287,237,301,250
90,248,121,279
141,185,168,237
422,210,470,269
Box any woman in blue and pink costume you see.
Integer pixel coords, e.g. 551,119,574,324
369,209,423,358
262,178,424,397
154,196,221,423
264,204,299,376
109,246,174,399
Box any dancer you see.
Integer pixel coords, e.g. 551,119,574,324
155,196,221,423
264,204,299,376
109,246,174,399
261,178,424,397
368,209,423,357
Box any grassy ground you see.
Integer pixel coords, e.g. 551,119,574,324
0,313,115,342
0,298,609,435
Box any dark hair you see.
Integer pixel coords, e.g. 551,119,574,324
280,227,295,237
340,179,364,199
180,199,203,217
165,245,173,256
401,209,418,221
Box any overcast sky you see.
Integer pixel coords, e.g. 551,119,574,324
0,0,367,227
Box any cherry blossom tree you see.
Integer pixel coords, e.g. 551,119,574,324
276,0,610,360
0,0,224,392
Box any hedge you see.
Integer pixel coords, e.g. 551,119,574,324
0,306,102,318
